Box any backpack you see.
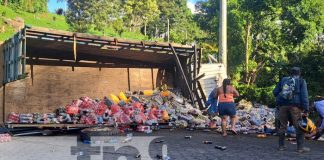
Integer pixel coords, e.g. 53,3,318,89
279,77,297,100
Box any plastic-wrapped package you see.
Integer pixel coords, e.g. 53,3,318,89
117,113,132,124
80,112,98,125
66,103,80,115
7,112,19,123
110,105,121,115
57,113,72,123
134,112,147,124
95,101,108,116
19,114,33,123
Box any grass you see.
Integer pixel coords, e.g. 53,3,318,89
0,5,70,41
0,5,163,42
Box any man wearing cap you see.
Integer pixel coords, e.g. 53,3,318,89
273,67,310,153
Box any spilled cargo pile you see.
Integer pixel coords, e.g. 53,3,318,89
7,90,210,128
7,90,276,133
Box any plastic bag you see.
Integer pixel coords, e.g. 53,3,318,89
109,94,120,104
134,112,147,124
66,104,80,115
7,112,19,123
118,92,128,103
118,113,132,124
110,105,121,115
95,101,108,116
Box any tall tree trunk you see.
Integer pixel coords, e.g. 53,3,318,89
144,23,147,36
4,0,8,6
245,22,252,84
155,25,158,38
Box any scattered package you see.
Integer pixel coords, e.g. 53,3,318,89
0,134,12,143
6,89,277,134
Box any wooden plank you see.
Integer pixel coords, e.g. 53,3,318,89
193,45,197,90
198,48,202,74
26,59,166,68
197,81,207,104
192,73,205,83
193,89,204,110
151,68,154,90
27,27,195,50
170,44,194,104
22,28,26,75
127,68,131,91
2,84,5,123
5,123,113,129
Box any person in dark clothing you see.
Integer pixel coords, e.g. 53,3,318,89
273,67,310,153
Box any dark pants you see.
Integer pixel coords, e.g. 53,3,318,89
278,106,304,150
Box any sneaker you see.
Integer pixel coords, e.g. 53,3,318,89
278,146,287,151
297,147,310,153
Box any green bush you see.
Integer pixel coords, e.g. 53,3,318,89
236,84,276,107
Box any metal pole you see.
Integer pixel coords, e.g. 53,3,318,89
167,18,170,43
219,0,227,75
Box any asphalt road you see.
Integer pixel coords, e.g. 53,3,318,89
0,129,323,160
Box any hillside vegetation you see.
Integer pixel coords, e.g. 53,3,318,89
0,5,148,41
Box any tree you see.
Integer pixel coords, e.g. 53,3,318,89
112,18,125,37
123,0,160,34
55,8,64,15
92,0,123,34
195,0,324,104
3,0,48,13
65,0,95,32
145,0,203,44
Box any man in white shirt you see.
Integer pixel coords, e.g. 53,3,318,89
313,97,324,140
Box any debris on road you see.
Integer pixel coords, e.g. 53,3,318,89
6,89,278,136
0,133,11,143
214,145,227,151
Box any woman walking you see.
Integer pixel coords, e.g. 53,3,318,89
216,78,240,136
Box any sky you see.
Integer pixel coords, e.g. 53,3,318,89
48,0,200,13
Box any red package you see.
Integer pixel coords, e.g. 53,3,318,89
110,105,121,115
134,112,147,124
72,99,83,107
80,113,98,125
66,104,80,115
123,106,134,116
117,113,132,124
95,101,108,116
148,111,158,120
132,102,144,112
79,99,96,110
7,112,19,123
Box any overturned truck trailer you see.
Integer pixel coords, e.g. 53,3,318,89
0,26,211,128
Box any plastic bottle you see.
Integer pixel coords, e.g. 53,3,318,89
77,151,84,156
162,155,171,160
123,133,133,143
135,154,141,158
215,145,227,151
203,141,213,144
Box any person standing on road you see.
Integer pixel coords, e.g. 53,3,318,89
273,67,310,153
216,78,239,137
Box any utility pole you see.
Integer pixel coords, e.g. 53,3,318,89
219,0,227,75
167,18,170,43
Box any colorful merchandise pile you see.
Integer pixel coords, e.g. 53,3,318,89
7,89,210,128
7,90,276,133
